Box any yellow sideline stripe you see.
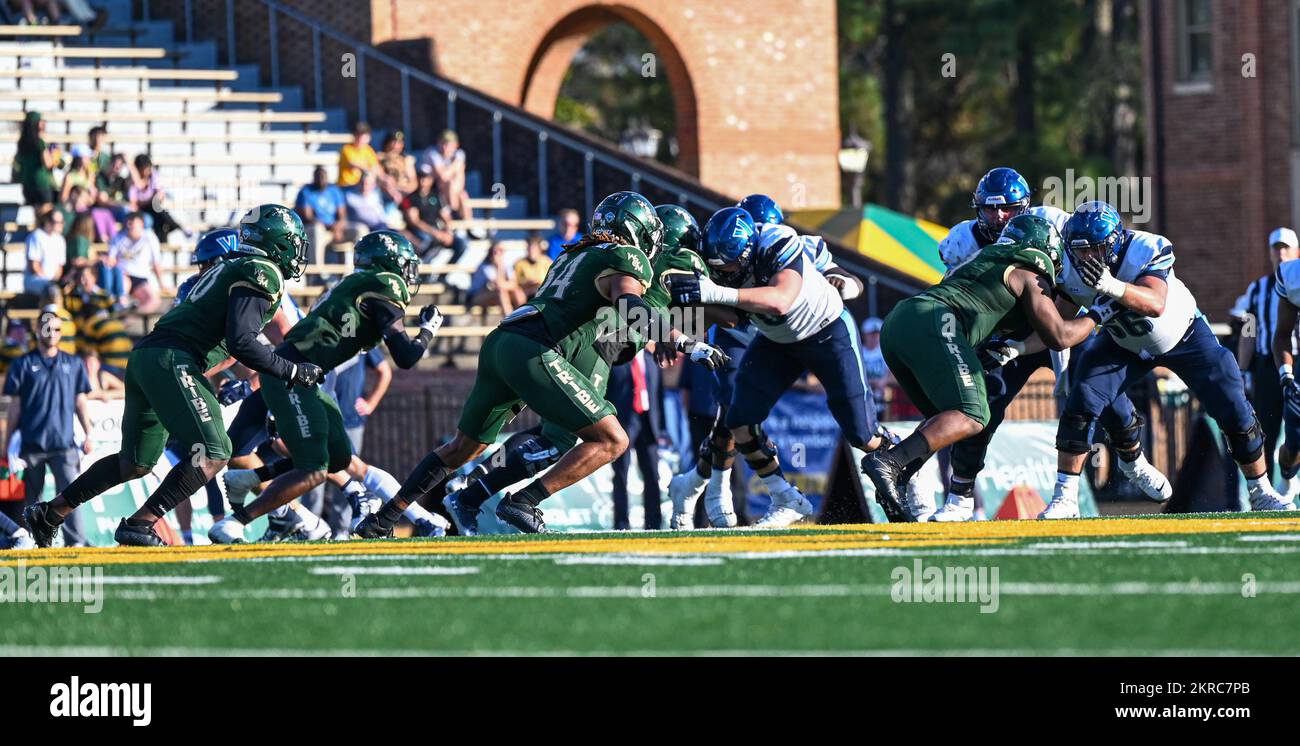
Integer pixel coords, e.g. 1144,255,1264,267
2,516,1299,567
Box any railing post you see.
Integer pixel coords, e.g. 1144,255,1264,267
447,91,456,131
357,51,367,123
867,275,879,318
312,27,323,111
268,7,279,89
401,69,412,137
492,111,503,188
183,0,193,44
225,0,237,68
537,131,549,218
631,172,641,192
584,152,595,221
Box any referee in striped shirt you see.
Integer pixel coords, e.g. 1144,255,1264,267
1235,227,1300,480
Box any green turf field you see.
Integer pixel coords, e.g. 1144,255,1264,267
2,513,1299,655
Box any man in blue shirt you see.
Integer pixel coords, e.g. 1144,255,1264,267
545,208,584,261
294,166,352,267
4,310,93,546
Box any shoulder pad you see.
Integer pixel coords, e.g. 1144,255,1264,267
753,224,802,276
232,256,285,298
799,235,834,272
1027,205,1071,232
1119,230,1174,277
1277,259,1300,304
938,221,981,270
610,244,653,282
368,271,412,306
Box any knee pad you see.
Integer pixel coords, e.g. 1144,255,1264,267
1106,414,1145,458
708,423,736,469
735,424,779,472
1225,417,1265,465
506,435,562,479
1055,413,1095,455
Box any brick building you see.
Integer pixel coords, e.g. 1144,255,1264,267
1143,0,1296,319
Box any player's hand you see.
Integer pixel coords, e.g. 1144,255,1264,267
355,398,374,417
218,378,254,406
418,304,444,336
82,439,93,455
977,340,1022,371
677,337,729,371
1281,370,1300,421
1085,298,1120,325
827,275,846,292
1075,254,1127,298
287,362,324,389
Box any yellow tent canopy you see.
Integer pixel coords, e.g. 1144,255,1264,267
791,204,948,286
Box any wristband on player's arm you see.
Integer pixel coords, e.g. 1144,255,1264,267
1281,363,1294,382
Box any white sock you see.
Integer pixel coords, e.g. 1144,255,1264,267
760,473,789,496
291,503,322,531
342,480,367,500
1116,453,1146,474
1054,472,1081,500
404,501,437,524
681,468,706,492
1246,476,1271,495
361,466,402,501
707,468,728,495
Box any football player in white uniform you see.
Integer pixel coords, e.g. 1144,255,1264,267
1042,201,1291,517
1267,257,1300,495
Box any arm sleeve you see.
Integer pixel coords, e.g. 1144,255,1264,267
225,287,297,380
617,293,675,346
363,297,431,370
4,365,21,397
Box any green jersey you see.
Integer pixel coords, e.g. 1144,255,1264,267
285,270,410,372
522,240,653,351
142,255,284,371
645,247,708,309
918,241,1050,346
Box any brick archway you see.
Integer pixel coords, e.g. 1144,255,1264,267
519,5,700,176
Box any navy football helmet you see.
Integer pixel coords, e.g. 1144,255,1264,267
193,228,239,267
1062,201,1124,268
703,207,758,286
737,194,784,226
972,167,1032,240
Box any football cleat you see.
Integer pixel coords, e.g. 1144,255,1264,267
1117,456,1172,502
1249,488,1295,512
21,502,62,548
222,468,262,507
208,516,248,544
861,451,911,522
114,519,167,547
413,513,450,538
260,507,298,542
754,483,814,528
350,492,383,533
286,513,332,542
704,474,738,528
930,494,975,522
3,528,35,550
1037,493,1080,520
495,494,550,534
352,511,394,539
668,471,705,530
442,491,479,537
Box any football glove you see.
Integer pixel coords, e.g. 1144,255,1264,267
287,362,324,390
976,339,1025,372
418,304,444,336
1281,367,1300,422
668,272,736,306
677,337,729,371
218,379,254,406
1074,254,1127,299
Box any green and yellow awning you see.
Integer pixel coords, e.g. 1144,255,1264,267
792,204,948,286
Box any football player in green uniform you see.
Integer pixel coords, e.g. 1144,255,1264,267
207,230,443,543
440,203,709,534
355,192,728,536
861,213,1101,519
23,205,321,547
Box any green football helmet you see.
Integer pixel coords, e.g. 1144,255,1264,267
995,212,1063,286
591,191,663,259
237,204,309,279
355,230,420,289
654,204,701,254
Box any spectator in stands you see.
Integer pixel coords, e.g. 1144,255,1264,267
859,316,893,416
66,211,97,268
65,265,128,398
94,153,130,219
86,126,110,178
129,154,186,243
513,233,551,298
402,165,467,263
420,129,474,221
608,349,664,530
295,166,352,267
338,121,379,189
345,173,390,233
59,151,95,207
106,212,168,314
377,130,416,203
5,308,93,547
545,208,584,260
14,112,58,216
468,241,525,315
24,209,66,297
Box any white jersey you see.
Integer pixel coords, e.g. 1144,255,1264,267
938,205,1070,274
1057,229,1197,358
746,224,844,343
1273,257,1300,306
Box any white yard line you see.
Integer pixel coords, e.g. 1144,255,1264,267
307,566,480,576
552,556,725,566
1237,534,1300,542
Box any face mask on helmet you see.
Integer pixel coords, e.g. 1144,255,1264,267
976,199,1030,237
